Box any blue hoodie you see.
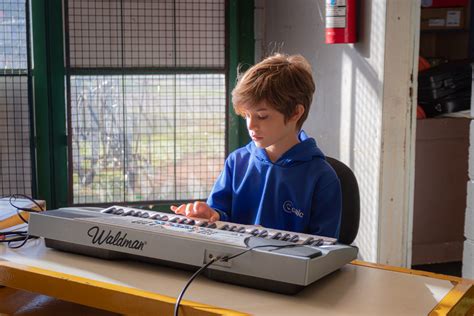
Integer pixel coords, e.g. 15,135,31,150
207,131,342,238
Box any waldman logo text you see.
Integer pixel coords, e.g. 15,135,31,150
87,226,146,251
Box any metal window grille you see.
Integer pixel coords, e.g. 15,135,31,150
0,0,34,197
65,0,227,205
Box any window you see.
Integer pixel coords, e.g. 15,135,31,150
0,0,34,196
64,0,227,204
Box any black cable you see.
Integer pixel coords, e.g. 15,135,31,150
9,193,45,213
173,242,304,316
0,194,44,248
174,257,218,316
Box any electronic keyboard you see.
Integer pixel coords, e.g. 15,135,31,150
28,206,358,294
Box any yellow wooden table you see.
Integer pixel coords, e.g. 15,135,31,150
0,239,473,315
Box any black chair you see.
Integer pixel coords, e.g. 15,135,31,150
326,157,360,245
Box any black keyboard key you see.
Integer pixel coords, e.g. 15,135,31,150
140,212,150,218
237,227,246,233
312,239,324,246
258,230,268,238
220,224,230,230
271,232,282,240
169,217,179,223
207,223,217,229
103,207,116,214
150,214,161,220
246,228,259,236
195,221,208,227
178,218,188,224
281,233,291,241
289,235,300,243
302,237,315,245
160,215,169,221
115,208,124,215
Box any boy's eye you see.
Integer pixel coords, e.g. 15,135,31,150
258,115,268,120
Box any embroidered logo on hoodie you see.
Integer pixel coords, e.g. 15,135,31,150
283,201,304,218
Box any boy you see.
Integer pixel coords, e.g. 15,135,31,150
171,53,342,238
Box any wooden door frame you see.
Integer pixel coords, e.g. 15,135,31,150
378,1,420,267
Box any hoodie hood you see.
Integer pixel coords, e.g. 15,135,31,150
245,130,325,167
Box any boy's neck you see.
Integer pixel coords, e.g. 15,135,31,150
265,132,300,163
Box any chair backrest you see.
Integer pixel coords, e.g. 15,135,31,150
326,157,360,245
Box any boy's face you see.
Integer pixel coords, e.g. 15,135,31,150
241,101,300,150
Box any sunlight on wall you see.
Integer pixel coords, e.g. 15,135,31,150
352,67,382,262
339,53,353,163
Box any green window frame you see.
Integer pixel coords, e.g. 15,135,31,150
31,0,253,209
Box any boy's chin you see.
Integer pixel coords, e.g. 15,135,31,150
253,141,266,148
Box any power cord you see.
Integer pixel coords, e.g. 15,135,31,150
173,256,218,316
173,242,304,316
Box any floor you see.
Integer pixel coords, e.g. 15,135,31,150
412,261,463,278
0,287,119,316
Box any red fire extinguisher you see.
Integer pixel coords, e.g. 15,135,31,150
325,0,357,44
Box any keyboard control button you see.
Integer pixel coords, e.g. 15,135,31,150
133,211,142,217
195,221,208,227
207,223,217,229
302,237,315,245
140,212,150,218
160,215,169,221
237,227,246,233
229,225,238,232
115,208,124,215
150,214,161,220
258,230,268,238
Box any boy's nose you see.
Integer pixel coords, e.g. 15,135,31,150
247,117,257,130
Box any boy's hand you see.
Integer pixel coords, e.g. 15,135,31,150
170,201,220,222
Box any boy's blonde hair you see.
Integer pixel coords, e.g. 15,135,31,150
232,53,315,130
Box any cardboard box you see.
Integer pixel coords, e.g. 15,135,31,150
421,7,465,30
412,118,469,265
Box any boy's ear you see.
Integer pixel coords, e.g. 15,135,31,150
291,104,305,122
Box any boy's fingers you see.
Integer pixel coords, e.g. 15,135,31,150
185,203,194,216
194,201,208,213
171,204,185,215
209,211,220,223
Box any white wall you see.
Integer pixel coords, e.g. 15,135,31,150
258,0,387,262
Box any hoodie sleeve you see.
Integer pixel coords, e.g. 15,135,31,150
206,156,233,222
309,176,342,239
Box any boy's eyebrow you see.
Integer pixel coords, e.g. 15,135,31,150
255,108,269,112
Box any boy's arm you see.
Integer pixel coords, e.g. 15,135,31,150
309,178,342,239
206,158,234,222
